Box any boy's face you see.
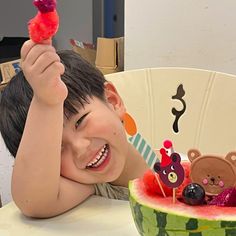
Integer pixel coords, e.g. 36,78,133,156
60,82,128,184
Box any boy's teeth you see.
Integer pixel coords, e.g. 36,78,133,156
87,144,108,168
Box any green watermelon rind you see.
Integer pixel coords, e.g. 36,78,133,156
129,179,236,235
129,194,236,235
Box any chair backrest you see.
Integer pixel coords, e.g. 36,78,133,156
105,67,236,155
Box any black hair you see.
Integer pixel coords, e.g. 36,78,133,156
0,50,106,157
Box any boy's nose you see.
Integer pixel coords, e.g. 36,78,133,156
71,138,91,158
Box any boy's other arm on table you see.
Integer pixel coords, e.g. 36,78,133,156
12,40,95,218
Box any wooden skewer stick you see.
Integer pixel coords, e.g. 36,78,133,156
154,173,166,198
173,188,176,204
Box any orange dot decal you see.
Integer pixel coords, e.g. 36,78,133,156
123,113,137,136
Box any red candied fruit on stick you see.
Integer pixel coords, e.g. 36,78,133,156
28,0,59,43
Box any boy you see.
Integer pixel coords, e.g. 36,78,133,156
0,40,148,218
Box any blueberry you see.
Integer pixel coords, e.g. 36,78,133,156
182,183,205,205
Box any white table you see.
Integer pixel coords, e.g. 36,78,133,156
0,196,139,236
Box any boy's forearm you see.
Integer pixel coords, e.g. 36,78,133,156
12,97,64,210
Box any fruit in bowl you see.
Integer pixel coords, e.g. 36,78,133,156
129,152,236,236
129,177,236,236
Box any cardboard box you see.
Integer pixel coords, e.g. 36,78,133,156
0,59,21,91
71,37,124,75
95,37,124,75
70,39,96,66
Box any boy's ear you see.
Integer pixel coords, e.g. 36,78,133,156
104,82,126,118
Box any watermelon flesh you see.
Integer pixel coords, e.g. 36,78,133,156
129,178,236,236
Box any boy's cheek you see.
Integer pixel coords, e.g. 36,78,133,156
86,118,115,135
96,123,125,139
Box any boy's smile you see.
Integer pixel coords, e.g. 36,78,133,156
86,144,110,170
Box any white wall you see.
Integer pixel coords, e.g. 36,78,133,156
0,0,93,50
125,0,236,75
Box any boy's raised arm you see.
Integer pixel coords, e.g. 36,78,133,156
12,40,94,218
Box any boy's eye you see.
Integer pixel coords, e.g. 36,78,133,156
75,113,88,128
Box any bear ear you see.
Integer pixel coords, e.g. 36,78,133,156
225,152,236,166
187,149,201,162
153,162,161,173
171,152,181,163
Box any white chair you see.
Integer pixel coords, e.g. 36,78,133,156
106,67,236,155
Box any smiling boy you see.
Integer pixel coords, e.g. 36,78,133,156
0,40,148,218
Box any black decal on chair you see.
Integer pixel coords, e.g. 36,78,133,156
171,84,186,133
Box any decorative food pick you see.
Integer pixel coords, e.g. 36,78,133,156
123,113,137,136
163,139,174,156
187,148,236,196
28,0,59,43
124,113,159,169
129,133,159,169
154,145,185,203
124,112,160,188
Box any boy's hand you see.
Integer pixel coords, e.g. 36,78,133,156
21,40,68,105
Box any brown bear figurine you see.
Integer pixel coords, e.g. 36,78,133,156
187,149,236,196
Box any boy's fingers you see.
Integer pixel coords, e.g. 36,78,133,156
58,62,65,75
24,44,56,67
21,39,52,62
34,52,61,74
41,62,65,86
45,61,65,77
20,40,36,62
40,39,52,45
60,63,65,75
